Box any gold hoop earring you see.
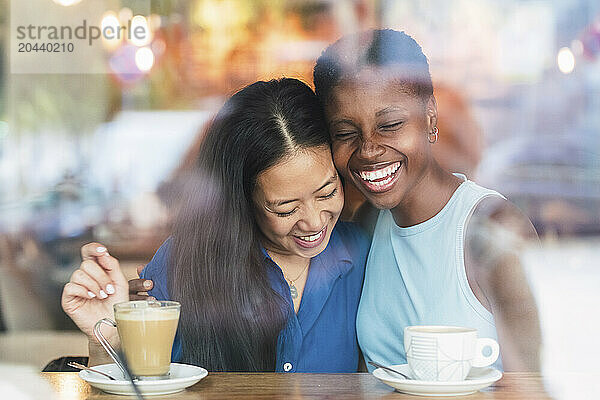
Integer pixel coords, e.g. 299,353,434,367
428,126,438,144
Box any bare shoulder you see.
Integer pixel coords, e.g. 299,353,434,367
469,195,538,243
465,196,538,268
464,195,542,370
463,194,539,313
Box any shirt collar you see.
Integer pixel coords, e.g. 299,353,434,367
262,225,356,338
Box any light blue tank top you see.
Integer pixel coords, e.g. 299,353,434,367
357,177,504,372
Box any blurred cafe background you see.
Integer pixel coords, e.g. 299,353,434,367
0,0,599,395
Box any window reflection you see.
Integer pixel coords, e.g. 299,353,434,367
0,1,599,395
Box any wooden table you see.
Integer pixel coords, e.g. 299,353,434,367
42,372,555,399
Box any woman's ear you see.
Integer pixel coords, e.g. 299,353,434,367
426,95,438,130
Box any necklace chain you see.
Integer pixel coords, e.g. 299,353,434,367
282,262,309,284
266,250,309,300
283,263,309,300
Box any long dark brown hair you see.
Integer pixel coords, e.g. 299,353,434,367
168,78,331,371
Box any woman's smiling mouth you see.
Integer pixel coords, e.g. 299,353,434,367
354,161,402,193
293,226,328,248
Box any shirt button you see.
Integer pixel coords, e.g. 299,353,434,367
283,362,293,372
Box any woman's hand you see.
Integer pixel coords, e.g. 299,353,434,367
128,264,155,300
61,243,129,339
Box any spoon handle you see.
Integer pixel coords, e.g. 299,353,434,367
368,361,410,379
67,362,116,381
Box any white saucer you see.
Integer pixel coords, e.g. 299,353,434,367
79,363,208,396
372,364,502,396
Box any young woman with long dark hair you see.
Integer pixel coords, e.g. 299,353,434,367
61,78,369,372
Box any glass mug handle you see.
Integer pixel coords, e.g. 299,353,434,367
472,337,500,368
93,318,127,377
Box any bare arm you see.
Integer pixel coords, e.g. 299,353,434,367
464,197,542,371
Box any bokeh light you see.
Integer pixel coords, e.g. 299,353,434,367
135,47,155,72
52,0,83,6
557,47,575,74
129,15,153,47
101,11,122,51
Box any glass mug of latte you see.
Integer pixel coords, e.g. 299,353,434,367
404,325,500,382
94,300,180,379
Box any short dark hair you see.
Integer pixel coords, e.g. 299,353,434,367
313,29,433,103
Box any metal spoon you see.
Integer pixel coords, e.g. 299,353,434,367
368,361,410,379
67,361,116,381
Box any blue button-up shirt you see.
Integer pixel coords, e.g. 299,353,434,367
140,221,369,372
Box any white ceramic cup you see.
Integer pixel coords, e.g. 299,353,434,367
404,325,499,382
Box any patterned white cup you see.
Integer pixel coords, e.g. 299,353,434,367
404,325,499,382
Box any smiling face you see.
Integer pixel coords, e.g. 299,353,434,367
325,67,438,210
253,145,344,260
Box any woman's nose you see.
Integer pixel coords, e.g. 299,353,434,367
357,137,386,160
299,205,326,232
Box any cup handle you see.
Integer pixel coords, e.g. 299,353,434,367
93,318,127,378
472,338,500,368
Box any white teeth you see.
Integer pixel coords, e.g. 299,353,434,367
371,176,393,187
359,162,400,182
299,227,325,242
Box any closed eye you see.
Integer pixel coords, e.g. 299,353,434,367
319,188,338,200
275,208,297,217
334,131,357,139
379,121,403,131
